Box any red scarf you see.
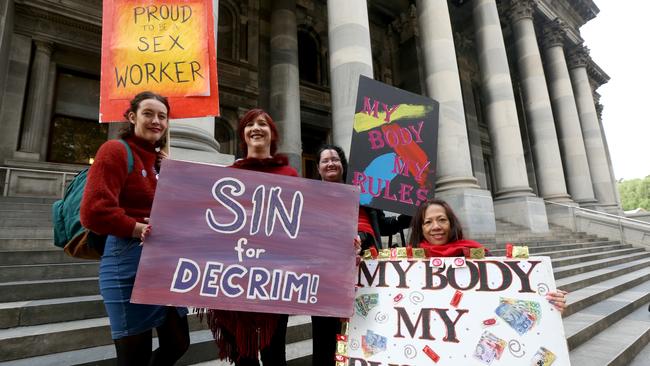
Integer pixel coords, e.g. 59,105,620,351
417,239,487,257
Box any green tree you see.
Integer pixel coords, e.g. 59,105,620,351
618,176,650,211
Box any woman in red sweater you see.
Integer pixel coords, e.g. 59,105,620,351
203,108,297,366
409,198,568,312
80,91,189,365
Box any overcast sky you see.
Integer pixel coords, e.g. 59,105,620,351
580,2,650,181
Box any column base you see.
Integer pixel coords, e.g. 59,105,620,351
493,195,549,233
12,151,41,161
170,147,234,166
282,152,302,175
169,118,234,166
545,201,578,231
435,187,496,239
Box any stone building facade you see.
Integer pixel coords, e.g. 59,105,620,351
0,0,619,237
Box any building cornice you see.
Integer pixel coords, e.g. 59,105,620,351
15,3,101,53
15,0,101,27
587,60,610,87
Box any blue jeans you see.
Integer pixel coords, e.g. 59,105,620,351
99,235,188,339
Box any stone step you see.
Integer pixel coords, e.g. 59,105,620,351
490,241,625,256
499,237,601,246
0,295,105,329
0,218,52,232
553,251,650,280
0,197,57,204
0,202,53,211
0,249,86,265
0,217,52,227
552,247,647,268
0,238,57,251
564,266,650,317
0,261,98,282
556,257,650,293
0,314,311,364
0,227,53,238
495,233,597,242
0,210,52,220
489,237,600,250
0,277,99,302
564,281,650,350
569,305,650,366
629,336,650,366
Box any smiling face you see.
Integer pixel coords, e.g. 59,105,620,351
243,115,272,157
318,149,343,182
129,98,168,144
421,204,451,246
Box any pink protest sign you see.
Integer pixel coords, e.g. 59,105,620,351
131,159,360,317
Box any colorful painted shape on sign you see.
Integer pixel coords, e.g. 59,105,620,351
346,75,439,215
100,0,219,121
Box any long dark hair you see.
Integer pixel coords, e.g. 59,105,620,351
316,144,348,182
119,91,170,148
236,108,279,158
408,198,464,245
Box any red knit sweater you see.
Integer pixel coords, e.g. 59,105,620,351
80,136,159,238
230,155,299,176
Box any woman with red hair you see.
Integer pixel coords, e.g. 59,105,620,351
203,108,297,366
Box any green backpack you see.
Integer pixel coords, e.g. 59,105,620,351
52,139,133,258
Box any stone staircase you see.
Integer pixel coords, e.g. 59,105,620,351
0,196,649,365
0,196,311,365
491,220,650,366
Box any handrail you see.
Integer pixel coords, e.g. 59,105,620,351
0,166,81,198
544,200,650,227
544,199,650,246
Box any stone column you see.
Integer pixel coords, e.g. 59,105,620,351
507,1,571,202
170,0,233,166
415,0,495,238
269,0,302,172
16,40,54,160
0,0,15,107
567,45,618,212
506,1,575,228
472,0,548,232
542,21,596,205
327,0,373,155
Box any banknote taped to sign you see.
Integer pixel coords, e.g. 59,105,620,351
343,256,570,366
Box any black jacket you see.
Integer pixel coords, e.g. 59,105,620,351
360,207,410,250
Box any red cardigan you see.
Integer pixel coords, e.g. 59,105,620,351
80,136,159,238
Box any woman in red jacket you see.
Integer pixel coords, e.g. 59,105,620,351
409,198,568,312
204,108,297,366
312,144,409,366
80,91,189,365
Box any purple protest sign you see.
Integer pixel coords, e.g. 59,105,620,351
131,159,360,317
